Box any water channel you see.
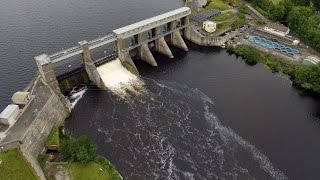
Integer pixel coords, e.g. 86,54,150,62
1,0,320,179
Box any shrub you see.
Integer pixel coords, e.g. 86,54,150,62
60,135,97,163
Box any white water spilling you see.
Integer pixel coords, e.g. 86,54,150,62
69,87,87,109
97,59,146,98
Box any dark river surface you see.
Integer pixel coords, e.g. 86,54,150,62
1,0,320,179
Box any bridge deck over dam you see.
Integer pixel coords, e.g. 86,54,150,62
35,7,191,92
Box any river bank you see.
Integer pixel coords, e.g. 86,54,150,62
227,45,320,95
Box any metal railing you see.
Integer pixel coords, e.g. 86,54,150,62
49,33,116,64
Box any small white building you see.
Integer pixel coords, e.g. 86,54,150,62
203,21,217,33
0,104,19,126
264,22,290,37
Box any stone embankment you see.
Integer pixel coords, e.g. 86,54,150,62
0,74,71,179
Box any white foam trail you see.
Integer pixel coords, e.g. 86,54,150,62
97,59,146,98
70,87,87,109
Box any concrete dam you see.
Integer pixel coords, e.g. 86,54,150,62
35,7,191,93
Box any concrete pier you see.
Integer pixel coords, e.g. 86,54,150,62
35,54,62,96
156,36,174,58
140,44,158,66
120,51,139,74
172,31,188,51
79,41,106,90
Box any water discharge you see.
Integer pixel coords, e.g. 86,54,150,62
97,59,147,98
66,77,288,179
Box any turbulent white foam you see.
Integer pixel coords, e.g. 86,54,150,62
97,59,146,98
88,78,288,179
69,87,87,109
156,80,288,180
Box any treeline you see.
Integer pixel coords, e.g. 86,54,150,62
246,0,320,52
227,45,320,94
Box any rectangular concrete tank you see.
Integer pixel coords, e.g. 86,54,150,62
0,104,19,125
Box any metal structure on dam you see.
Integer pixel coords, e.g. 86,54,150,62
35,7,191,91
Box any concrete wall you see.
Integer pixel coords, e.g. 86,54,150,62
0,74,70,180
185,26,245,46
0,140,20,151
20,80,69,157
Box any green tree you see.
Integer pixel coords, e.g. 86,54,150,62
270,5,285,21
294,65,320,93
60,138,78,160
75,136,97,163
287,6,313,31
60,135,97,163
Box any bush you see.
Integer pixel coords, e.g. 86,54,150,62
294,65,320,93
227,45,259,65
37,154,49,168
60,135,97,163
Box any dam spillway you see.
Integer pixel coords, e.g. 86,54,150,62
97,59,146,97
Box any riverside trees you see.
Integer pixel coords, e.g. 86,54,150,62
228,45,320,94
60,135,97,163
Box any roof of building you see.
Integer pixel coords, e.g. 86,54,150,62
0,104,19,119
190,9,221,23
11,91,31,105
113,7,191,37
203,21,216,25
265,22,289,32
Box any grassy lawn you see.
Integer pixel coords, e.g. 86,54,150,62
0,149,39,180
66,162,110,180
215,21,233,33
45,126,59,146
205,0,229,11
210,11,234,21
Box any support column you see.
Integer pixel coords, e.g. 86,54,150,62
35,54,62,96
116,37,139,74
79,40,106,90
183,16,190,35
35,54,71,111
172,31,188,51
119,51,139,75
140,44,158,66
155,27,174,58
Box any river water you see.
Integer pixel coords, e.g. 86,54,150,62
1,0,320,179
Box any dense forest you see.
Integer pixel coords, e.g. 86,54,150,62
247,0,320,52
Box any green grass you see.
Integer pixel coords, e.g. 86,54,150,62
216,21,233,33
45,126,59,146
37,154,49,168
66,162,111,180
95,156,122,180
210,11,234,21
205,0,229,11
0,149,39,180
